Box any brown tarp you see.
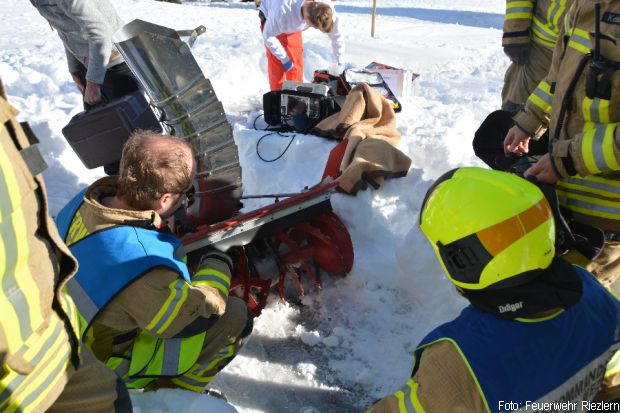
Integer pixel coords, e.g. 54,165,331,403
312,83,411,194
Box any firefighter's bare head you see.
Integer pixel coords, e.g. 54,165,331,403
303,1,334,33
117,131,196,216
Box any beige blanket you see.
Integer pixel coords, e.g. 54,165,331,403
312,83,411,194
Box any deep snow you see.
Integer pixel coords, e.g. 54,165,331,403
1,0,506,411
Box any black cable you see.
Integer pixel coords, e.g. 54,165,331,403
253,113,266,130
252,113,296,163
256,131,296,162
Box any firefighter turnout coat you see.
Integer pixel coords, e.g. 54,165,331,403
56,177,251,391
0,81,127,412
503,0,570,50
502,0,572,109
514,0,620,233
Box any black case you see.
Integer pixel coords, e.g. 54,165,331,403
62,91,161,169
262,89,340,131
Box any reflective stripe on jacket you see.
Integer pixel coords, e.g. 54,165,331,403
514,0,620,230
406,266,620,412
503,0,570,49
56,191,205,379
56,189,191,332
0,91,81,411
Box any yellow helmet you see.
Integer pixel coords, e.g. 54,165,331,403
419,167,555,290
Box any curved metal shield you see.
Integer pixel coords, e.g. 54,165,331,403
113,19,242,222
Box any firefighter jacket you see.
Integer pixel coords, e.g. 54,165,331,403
513,0,620,231
503,0,571,50
56,188,192,331
368,266,620,413
0,86,82,410
55,177,233,380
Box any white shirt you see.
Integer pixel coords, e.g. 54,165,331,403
259,0,345,66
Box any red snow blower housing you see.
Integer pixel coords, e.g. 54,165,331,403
115,19,354,316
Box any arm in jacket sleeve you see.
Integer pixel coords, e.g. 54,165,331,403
191,250,234,303
366,341,486,413
327,13,345,65
111,263,230,339
503,0,534,47
64,47,82,76
56,0,112,84
169,251,235,338
503,0,535,64
262,18,294,70
512,4,571,139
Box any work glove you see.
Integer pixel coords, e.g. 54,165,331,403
199,250,234,274
282,58,295,73
503,43,531,66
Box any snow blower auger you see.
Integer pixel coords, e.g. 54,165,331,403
179,181,354,316
114,20,354,316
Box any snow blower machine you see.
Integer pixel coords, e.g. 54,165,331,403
114,20,353,316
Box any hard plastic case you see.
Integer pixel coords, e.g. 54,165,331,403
61,91,161,169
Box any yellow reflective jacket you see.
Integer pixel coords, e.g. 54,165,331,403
514,0,620,231
0,81,81,412
503,0,571,49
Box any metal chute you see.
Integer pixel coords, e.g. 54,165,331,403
113,19,242,222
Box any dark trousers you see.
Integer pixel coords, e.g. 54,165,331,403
75,62,141,109
75,62,141,175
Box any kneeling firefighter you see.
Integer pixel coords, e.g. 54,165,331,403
56,131,253,392
368,167,620,413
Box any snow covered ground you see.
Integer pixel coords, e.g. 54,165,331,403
1,0,506,411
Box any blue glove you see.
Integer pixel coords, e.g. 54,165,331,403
282,58,294,73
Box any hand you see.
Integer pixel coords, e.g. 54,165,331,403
71,73,85,93
83,81,102,106
503,43,531,65
504,125,531,155
524,154,559,184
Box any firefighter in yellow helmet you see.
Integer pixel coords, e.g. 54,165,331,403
0,78,131,411
367,167,620,413
505,0,620,288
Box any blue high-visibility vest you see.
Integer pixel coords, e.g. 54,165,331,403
413,266,620,412
56,189,190,334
